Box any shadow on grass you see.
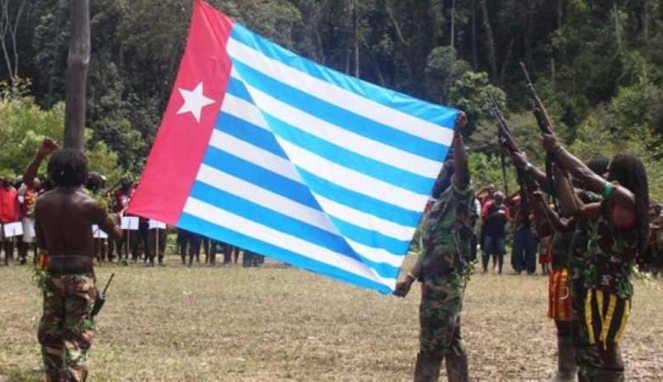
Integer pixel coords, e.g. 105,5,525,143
0,366,43,382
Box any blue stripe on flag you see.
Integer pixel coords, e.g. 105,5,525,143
328,216,410,256
191,173,402,279
259,112,434,195
215,112,286,159
229,24,457,128
178,212,393,294
190,181,360,263
202,147,319,210
226,76,254,102
230,59,450,162
295,167,421,228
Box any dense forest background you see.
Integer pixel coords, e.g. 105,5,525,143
1,0,663,199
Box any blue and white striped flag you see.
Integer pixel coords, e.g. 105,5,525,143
130,0,459,293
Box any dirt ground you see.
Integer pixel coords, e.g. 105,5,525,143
0,256,661,382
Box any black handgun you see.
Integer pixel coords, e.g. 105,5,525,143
92,273,115,317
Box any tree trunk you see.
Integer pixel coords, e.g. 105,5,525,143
64,0,90,151
499,37,515,85
353,0,360,77
557,0,563,30
613,2,622,50
644,0,650,42
450,0,456,47
480,0,498,83
471,0,476,68
0,0,27,82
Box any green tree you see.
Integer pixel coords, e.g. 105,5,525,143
0,79,123,181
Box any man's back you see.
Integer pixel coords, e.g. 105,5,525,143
36,189,108,257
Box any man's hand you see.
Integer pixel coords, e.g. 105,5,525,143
455,112,468,132
541,134,560,153
393,278,413,297
37,138,58,159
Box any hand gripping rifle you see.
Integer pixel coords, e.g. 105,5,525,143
487,98,554,238
92,273,115,317
520,62,559,208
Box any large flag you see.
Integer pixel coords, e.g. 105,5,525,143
128,0,458,294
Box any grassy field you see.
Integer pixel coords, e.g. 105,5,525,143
0,256,662,382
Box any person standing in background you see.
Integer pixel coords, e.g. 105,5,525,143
18,177,40,264
481,191,510,274
0,173,20,265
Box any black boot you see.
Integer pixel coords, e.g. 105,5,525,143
414,352,443,382
546,336,577,381
445,352,468,382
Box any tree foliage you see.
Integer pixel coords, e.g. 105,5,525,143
0,79,122,184
0,0,662,195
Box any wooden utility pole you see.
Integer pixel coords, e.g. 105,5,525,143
64,0,90,150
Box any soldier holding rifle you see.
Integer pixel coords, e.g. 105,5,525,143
488,94,580,382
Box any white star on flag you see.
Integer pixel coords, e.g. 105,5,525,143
177,82,216,123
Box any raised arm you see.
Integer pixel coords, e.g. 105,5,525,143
394,111,468,298
508,150,551,193
23,138,58,189
452,112,469,188
542,134,632,218
530,191,576,233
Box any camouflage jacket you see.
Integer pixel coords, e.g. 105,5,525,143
420,183,478,286
568,192,600,284
582,200,638,299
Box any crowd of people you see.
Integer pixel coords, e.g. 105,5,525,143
0,172,266,270
473,180,663,278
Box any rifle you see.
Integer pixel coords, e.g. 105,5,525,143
520,62,554,135
520,62,559,207
486,98,554,238
91,273,115,317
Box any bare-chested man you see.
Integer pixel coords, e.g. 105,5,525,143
25,140,122,382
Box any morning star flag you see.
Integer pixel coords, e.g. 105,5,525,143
128,0,459,294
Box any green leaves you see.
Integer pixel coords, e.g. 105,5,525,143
0,84,122,184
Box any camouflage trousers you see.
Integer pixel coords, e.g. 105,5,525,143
419,280,466,358
571,281,625,382
37,273,97,382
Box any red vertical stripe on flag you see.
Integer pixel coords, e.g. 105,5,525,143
128,0,233,224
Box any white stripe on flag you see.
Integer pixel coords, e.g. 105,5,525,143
221,93,267,131
183,197,395,289
237,76,442,180
196,164,406,267
312,194,415,242
278,139,429,212
208,130,303,184
196,164,337,234
209,128,416,240
345,239,404,268
227,38,454,145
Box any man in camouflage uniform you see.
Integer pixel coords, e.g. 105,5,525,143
395,113,476,382
24,140,122,382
